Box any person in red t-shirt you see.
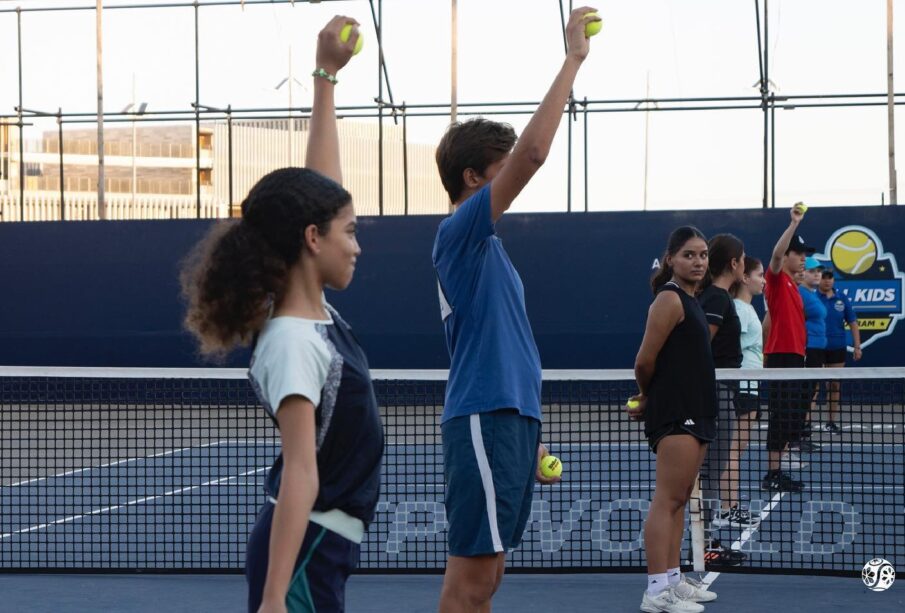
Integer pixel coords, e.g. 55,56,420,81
761,203,814,493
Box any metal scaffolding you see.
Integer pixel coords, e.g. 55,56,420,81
0,0,900,221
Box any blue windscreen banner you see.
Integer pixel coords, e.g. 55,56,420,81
1,206,902,368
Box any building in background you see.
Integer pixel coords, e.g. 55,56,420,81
0,118,449,221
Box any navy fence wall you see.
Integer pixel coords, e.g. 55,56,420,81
1,206,903,368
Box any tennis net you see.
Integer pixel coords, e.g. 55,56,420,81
1,367,902,575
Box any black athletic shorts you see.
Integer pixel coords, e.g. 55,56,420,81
805,347,826,368
648,417,716,453
825,347,847,364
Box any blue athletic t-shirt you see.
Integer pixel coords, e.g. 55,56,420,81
799,286,827,349
819,290,857,350
432,184,542,424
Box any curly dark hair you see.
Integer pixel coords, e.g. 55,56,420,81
180,167,351,359
435,117,517,203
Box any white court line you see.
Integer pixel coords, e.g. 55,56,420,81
548,442,903,449
384,483,904,493
700,492,786,589
0,467,268,540
3,439,278,489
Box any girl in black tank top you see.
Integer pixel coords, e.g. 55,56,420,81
645,282,717,438
625,226,718,610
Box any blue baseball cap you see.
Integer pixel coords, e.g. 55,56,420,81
804,256,824,270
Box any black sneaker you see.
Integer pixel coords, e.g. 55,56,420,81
823,422,841,434
712,506,760,529
704,539,747,568
790,440,821,453
761,470,804,493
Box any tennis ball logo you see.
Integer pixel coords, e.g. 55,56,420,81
831,230,877,275
861,558,896,591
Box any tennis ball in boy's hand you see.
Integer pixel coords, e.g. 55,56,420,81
340,24,364,55
794,201,808,215
540,455,563,479
627,399,640,409
584,12,602,37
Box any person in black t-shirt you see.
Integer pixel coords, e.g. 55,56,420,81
698,234,756,569
627,226,717,611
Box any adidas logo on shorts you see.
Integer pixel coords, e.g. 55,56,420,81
684,419,695,426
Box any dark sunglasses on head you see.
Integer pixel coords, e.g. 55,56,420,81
821,271,834,279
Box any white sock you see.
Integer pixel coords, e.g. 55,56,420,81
667,567,681,586
647,573,669,596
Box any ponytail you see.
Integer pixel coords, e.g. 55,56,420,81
180,220,288,360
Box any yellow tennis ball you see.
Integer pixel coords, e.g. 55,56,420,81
540,455,563,478
794,201,808,214
627,399,640,409
584,12,602,37
340,24,364,55
831,230,877,275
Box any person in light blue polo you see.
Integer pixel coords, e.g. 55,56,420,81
818,267,862,433
797,255,827,449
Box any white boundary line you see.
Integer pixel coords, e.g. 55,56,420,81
700,492,787,589
2,366,903,380
0,467,268,540
2,439,277,489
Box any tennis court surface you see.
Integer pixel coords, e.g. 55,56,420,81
1,367,903,611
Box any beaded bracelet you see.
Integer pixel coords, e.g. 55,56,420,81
311,68,338,84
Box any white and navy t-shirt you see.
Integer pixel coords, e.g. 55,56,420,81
432,184,542,424
248,304,383,540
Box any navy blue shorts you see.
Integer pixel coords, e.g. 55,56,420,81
246,500,359,612
441,409,541,557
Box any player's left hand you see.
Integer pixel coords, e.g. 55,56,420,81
316,16,359,75
626,394,646,421
535,442,561,485
565,7,597,61
853,346,863,361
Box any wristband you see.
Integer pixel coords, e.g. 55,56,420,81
312,68,338,84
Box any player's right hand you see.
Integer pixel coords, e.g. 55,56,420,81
625,394,645,421
791,202,806,223
316,15,359,75
565,7,598,61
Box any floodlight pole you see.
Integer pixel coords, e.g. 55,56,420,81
96,0,106,219
888,0,898,204
195,0,201,218
451,0,457,125
132,75,137,207
16,7,23,221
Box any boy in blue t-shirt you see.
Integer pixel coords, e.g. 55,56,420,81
431,9,598,611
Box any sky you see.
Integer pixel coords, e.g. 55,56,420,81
1,0,904,213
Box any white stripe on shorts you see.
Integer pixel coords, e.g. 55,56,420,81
469,414,504,553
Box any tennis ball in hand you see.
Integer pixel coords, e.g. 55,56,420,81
627,399,640,409
584,12,602,37
340,24,364,55
540,455,563,479
794,201,808,215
